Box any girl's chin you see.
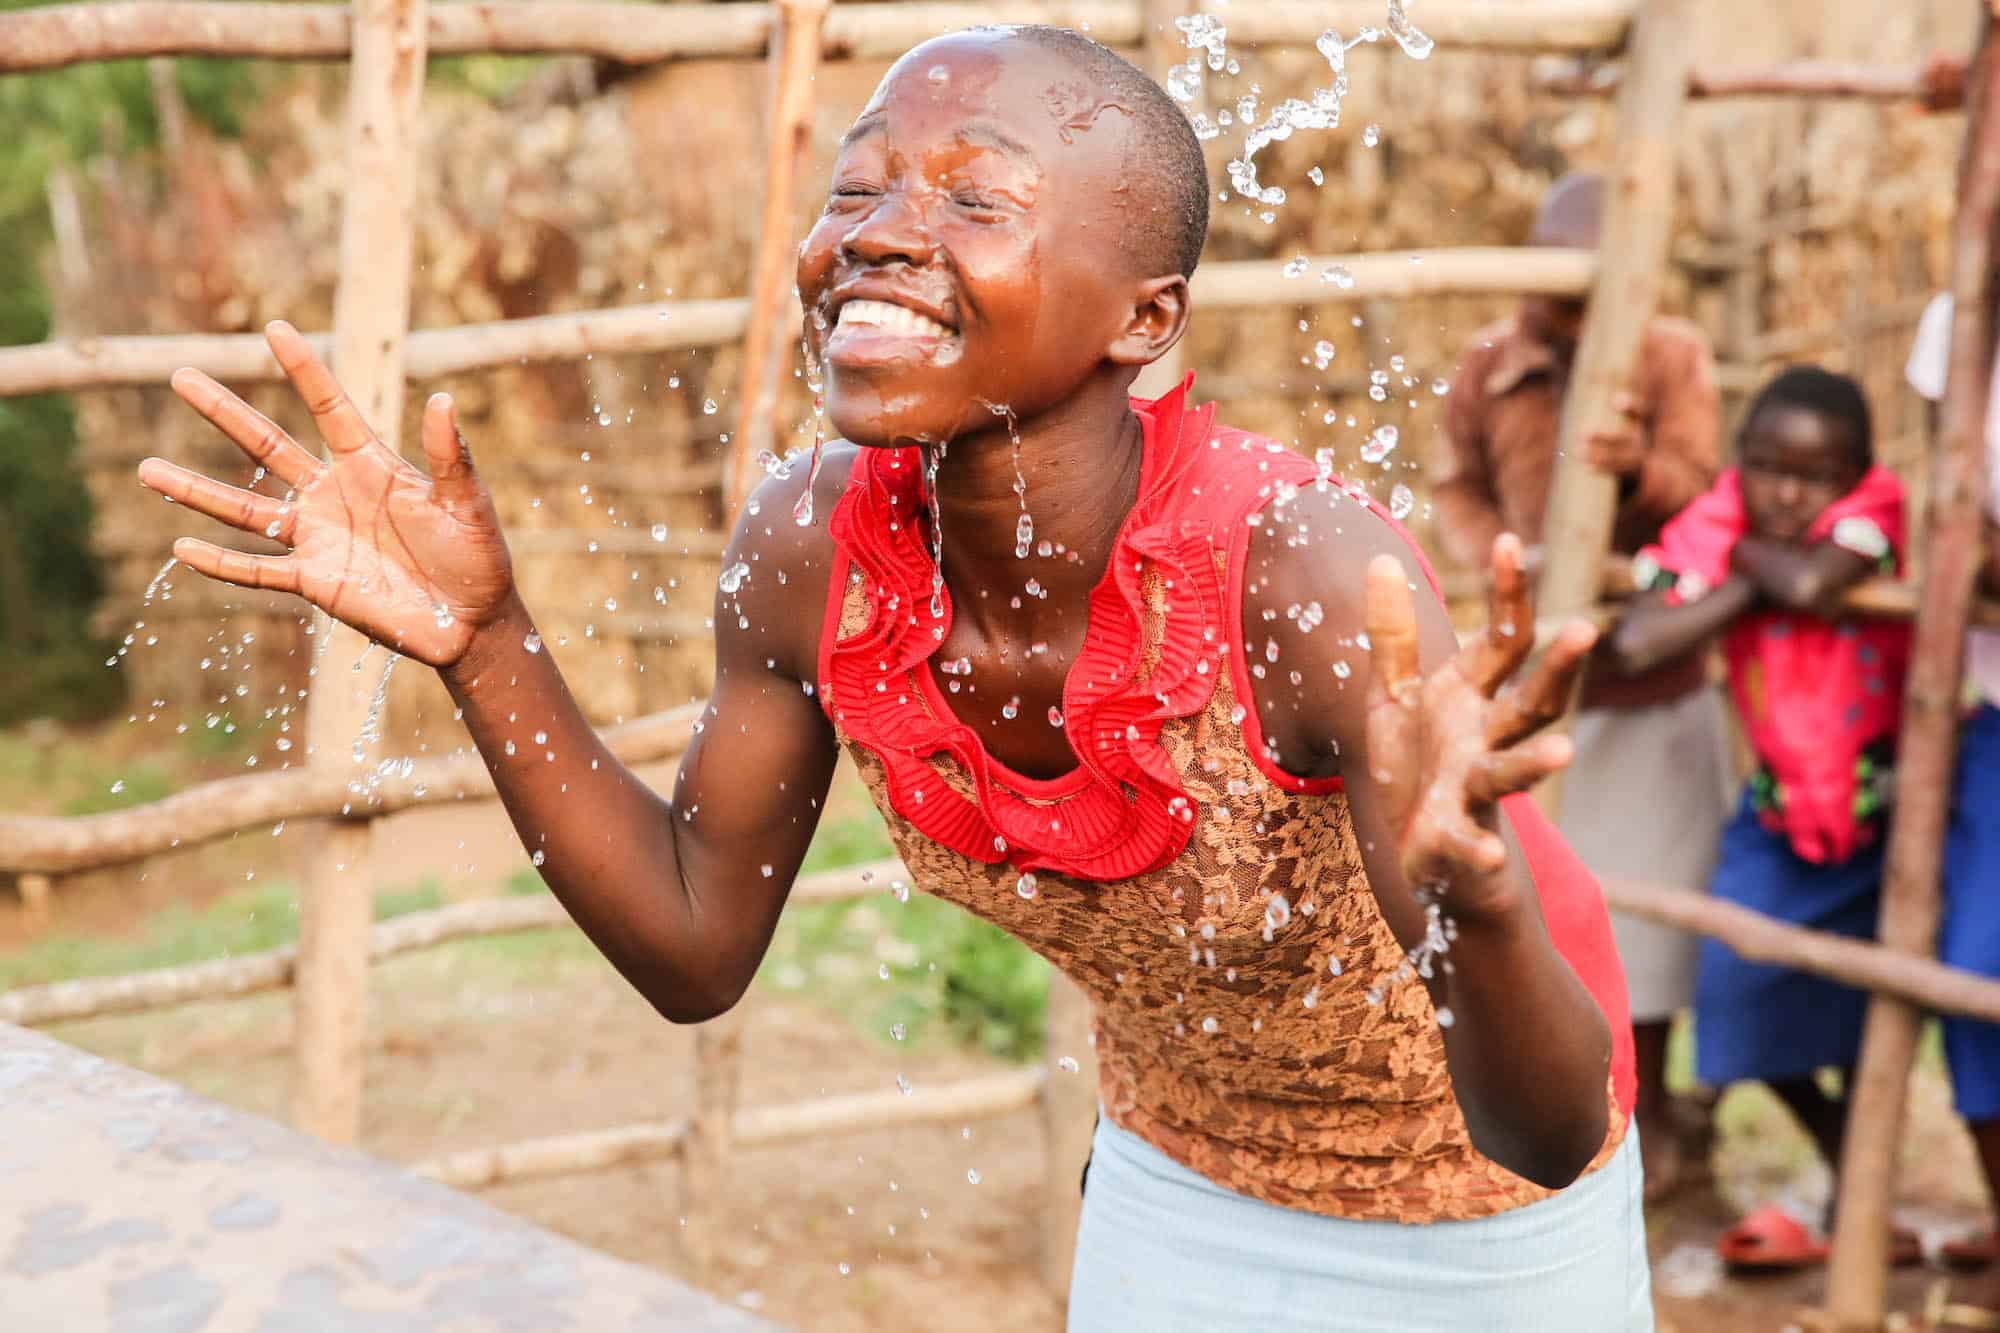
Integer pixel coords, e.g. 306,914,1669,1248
826,400,970,450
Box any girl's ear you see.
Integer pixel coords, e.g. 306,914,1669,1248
1107,275,1190,367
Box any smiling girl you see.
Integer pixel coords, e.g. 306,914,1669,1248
139,26,1647,1330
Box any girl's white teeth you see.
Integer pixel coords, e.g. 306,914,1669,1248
836,299,953,338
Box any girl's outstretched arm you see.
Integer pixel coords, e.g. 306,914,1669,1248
1246,503,1613,1190
140,322,841,1024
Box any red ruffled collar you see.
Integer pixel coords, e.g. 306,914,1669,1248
818,376,1231,882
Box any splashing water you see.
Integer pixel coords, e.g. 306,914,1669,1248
1360,424,1399,465
719,561,751,594
141,558,178,606
1385,0,1435,59
985,402,1032,558
922,439,949,628
794,336,829,527
1389,484,1416,520
1225,29,1365,209
351,651,400,765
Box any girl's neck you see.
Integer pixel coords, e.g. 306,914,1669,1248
926,374,1147,633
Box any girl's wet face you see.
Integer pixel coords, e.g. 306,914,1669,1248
1738,405,1865,543
796,35,1141,447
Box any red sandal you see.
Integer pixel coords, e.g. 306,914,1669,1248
1718,1205,1829,1271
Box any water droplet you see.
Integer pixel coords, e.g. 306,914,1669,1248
523,631,543,654
1058,1055,1080,1073
1307,165,1325,186
890,1023,906,1041
1264,894,1292,931
1390,484,1415,520
1436,1005,1456,1028
1385,0,1435,58
651,523,669,542
718,561,751,594
532,849,546,866
1362,122,1381,147
702,398,718,415
1200,1016,1219,1035
1001,696,1020,720
1361,424,1399,464
1320,264,1355,289
1016,872,1038,900
1283,254,1309,278
1046,707,1064,728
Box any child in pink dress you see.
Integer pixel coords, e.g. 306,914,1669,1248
1612,366,1912,1266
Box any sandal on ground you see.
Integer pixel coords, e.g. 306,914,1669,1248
1718,1205,1829,1271
1924,1279,2000,1331
1944,1233,2000,1272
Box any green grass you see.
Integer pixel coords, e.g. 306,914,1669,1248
2,793,1048,1064
0,878,448,991
760,810,1050,1061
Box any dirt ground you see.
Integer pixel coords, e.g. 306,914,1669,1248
10,763,1999,1332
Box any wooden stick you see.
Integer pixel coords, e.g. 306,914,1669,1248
416,1116,691,1191
0,860,899,1030
680,1010,748,1266
415,1068,1045,1190
0,299,750,397
0,247,1588,403
1537,57,1934,102
730,0,830,515
1190,247,1595,308
1602,879,2000,1025
1827,9,2000,1323
290,0,427,1149
0,248,1591,401
0,704,700,875
1038,974,1098,1301
1532,0,1694,816
0,0,1634,74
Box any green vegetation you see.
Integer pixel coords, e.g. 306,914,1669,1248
3,797,1048,1062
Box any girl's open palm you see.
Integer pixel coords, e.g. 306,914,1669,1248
137,322,514,668
1363,534,1597,912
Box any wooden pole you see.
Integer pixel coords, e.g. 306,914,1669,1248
1038,973,1098,1301
1825,9,2000,1325
1532,0,1694,814
1535,58,1937,103
292,0,425,1146
0,0,1634,74
679,1012,747,1266
729,0,830,515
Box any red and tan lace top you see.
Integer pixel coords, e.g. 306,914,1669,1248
815,378,1635,1223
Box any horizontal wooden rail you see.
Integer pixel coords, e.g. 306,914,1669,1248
1190,246,1593,307
0,859,899,1026
1604,878,2000,1025
414,1067,1046,1190
1538,57,1937,102
0,299,750,398
1,250,1590,401
0,702,700,874
1,0,1635,75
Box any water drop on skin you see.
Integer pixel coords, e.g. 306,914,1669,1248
967,1169,981,1185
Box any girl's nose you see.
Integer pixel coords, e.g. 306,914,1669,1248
841,192,936,267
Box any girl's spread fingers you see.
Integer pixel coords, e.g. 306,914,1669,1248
1462,533,1533,695
169,367,321,487
170,537,302,595
1465,735,1573,805
1364,554,1421,707
138,458,293,543
1487,619,1598,748
266,321,375,455
1409,814,1507,881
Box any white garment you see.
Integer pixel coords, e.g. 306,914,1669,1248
1905,292,2000,707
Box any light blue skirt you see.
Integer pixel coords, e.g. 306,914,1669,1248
1068,1116,1653,1332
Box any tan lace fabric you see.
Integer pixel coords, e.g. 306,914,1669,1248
829,564,1628,1224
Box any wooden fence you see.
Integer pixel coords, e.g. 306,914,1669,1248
0,1,1992,1324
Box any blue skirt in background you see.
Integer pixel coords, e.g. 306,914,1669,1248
1943,704,2000,1121
1694,795,1884,1087
1694,704,2000,1108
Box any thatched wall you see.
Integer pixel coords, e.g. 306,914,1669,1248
59,0,1972,747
